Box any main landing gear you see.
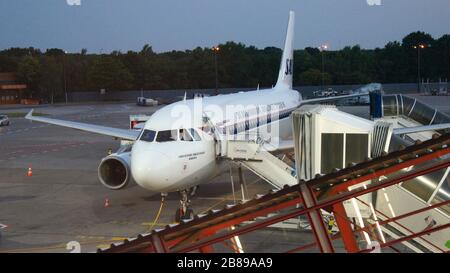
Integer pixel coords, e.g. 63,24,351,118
175,189,195,222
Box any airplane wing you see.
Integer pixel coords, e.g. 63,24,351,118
300,93,367,105
25,109,140,140
393,123,450,135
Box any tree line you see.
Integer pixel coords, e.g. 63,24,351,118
0,31,449,102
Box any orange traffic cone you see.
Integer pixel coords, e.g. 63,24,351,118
27,166,33,177
104,198,110,208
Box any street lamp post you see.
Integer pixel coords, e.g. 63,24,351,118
212,46,220,95
319,44,328,91
413,44,427,93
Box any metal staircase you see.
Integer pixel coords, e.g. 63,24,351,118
203,113,297,189
224,140,297,189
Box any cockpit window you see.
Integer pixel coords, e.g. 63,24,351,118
140,129,156,142
179,129,193,141
189,128,201,141
156,130,178,142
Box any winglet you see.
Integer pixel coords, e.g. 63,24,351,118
25,109,34,119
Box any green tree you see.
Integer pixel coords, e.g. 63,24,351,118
39,56,63,103
17,56,40,98
299,68,331,85
88,56,133,91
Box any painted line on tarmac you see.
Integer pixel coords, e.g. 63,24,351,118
3,141,105,161
0,236,129,253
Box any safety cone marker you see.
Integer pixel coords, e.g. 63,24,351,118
104,198,110,208
27,166,33,177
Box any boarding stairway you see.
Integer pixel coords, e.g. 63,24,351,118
203,113,298,189
98,132,450,253
224,140,297,189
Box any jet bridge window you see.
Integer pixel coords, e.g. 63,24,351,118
401,161,444,202
156,130,178,142
345,134,368,166
430,174,450,215
321,133,344,174
140,129,156,142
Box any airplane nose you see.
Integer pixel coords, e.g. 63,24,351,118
131,142,173,192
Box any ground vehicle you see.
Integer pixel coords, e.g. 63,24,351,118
313,88,339,97
0,115,10,126
137,96,158,106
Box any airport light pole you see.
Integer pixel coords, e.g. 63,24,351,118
63,51,68,104
413,44,427,93
212,46,220,95
319,44,328,92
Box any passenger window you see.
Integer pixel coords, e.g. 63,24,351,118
189,128,201,141
156,130,178,142
179,129,193,141
140,129,156,142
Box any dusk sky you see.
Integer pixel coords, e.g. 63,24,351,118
1,0,450,53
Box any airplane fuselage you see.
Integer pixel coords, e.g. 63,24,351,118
131,87,301,192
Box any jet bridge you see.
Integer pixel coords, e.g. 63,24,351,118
219,105,394,218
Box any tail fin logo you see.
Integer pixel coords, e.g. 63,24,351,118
284,59,293,75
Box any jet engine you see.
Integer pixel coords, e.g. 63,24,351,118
98,152,132,190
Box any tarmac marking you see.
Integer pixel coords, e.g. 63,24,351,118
111,236,129,241
201,199,228,214
0,236,129,253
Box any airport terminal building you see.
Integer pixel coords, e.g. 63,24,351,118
0,72,26,104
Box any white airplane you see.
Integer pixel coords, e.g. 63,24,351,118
26,11,373,221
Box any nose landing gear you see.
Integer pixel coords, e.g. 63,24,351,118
175,189,194,222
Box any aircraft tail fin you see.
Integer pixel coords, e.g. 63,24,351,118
275,11,295,90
